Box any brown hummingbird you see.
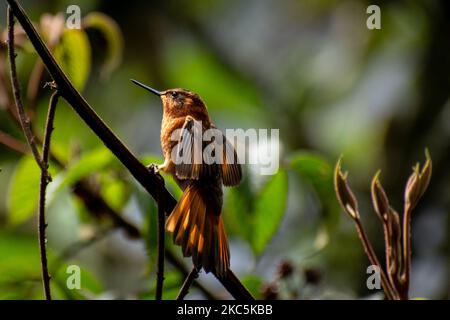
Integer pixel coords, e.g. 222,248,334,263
131,79,242,277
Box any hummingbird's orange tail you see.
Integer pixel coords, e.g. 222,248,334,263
166,184,230,277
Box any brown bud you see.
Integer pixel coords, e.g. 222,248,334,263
277,260,295,279
261,283,278,300
404,164,421,209
304,267,322,285
334,158,359,219
371,171,390,221
418,149,432,199
404,150,432,210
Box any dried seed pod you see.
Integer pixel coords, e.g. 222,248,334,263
371,171,390,221
334,158,359,219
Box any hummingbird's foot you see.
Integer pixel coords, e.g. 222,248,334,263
147,163,165,185
147,163,160,174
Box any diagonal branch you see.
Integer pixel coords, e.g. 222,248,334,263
0,117,220,300
0,129,28,154
6,0,253,300
177,267,199,300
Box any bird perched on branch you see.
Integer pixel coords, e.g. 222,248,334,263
131,79,242,278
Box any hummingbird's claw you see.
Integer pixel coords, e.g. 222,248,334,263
147,163,165,184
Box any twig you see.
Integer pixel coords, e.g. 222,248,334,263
177,267,199,300
354,219,397,300
37,91,59,300
155,196,165,300
7,7,44,170
165,250,219,300
0,129,28,154
6,0,253,300
400,204,412,299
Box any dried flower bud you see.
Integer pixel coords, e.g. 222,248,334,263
404,150,432,210
261,283,278,300
277,260,294,279
371,171,390,221
418,149,432,198
303,267,322,285
404,165,420,209
334,158,359,219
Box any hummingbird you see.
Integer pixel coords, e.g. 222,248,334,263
131,79,242,277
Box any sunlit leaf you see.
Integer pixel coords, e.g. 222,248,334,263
83,12,123,79
54,28,91,91
251,170,288,254
7,156,40,225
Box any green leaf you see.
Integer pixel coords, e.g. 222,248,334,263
289,151,339,230
0,231,40,279
83,12,123,79
241,275,263,299
251,170,288,254
7,156,40,225
49,148,114,198
53,264,103,299
54,29,91,91
224,177,254,240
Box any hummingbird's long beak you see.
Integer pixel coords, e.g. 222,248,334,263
130,79,161,96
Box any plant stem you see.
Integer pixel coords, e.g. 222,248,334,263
155,197,165,300
37,91,59,300
177,267,199,300
0,129,28,154
354,219,398,300
7,7,44,170
400,205,412,299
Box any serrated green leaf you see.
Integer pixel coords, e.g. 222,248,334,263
83,12,123,79
54,29,91,91
7,156,40,225
251,170,288,254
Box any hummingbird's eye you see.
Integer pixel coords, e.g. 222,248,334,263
170,91,179,99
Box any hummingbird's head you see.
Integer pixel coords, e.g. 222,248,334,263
131,79,208,119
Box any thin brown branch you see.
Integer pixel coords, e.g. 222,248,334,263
7,7,44,170
0,129,28,154
155,195,165,300
37,91,59,300
400,204,412,299
177,267,199,300
7,0,253,300
354,219,398,300
165,250,219,300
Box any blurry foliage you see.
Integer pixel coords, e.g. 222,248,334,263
0,0,448,300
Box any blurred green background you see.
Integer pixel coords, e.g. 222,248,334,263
0,0,448,299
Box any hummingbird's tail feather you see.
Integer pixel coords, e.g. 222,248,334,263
166,184,230,278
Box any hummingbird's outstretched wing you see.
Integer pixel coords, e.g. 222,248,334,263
174,116,241,186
